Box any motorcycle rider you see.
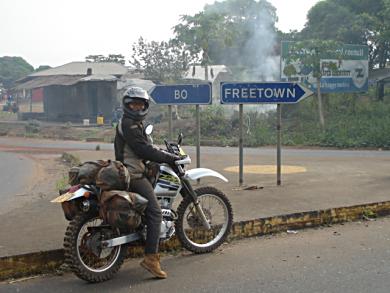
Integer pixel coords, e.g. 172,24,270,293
114,86,180,279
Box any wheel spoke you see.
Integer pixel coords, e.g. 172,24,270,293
76,217,121,273
180,191,231,249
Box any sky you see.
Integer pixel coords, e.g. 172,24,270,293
0,0,320,68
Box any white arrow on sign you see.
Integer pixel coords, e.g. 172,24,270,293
220,82,314,104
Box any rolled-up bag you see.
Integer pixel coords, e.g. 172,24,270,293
99,190,148,230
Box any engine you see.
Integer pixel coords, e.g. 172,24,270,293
159,209,177,241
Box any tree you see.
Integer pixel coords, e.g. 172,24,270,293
173,11,230,69
205,0,277,70
302,0,390,70
35,65,52,72
173,0,278,80
85,55,105,63
283,40,341,128
105,54,126,65
302,1,363,43
129,37,197,83
85,54,125,65
0,56,34,89
371,0,390,68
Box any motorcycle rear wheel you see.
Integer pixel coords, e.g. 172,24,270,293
63,213,127,283
176,186,233,253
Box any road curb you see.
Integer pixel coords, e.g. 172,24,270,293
1,200,390,281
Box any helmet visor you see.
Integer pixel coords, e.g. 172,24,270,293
125,98,147,111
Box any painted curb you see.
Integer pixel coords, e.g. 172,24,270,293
1,200,390,281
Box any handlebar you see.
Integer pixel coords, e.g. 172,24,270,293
164,139,173,153
175,156,191,165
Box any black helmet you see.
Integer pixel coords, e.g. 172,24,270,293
122,86,150,120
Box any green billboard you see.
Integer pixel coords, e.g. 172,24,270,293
280,41,369,93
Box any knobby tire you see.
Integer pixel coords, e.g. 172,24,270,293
63,213,127,283
176,186,233,253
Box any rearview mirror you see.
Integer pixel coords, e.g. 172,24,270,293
145,124,154,136
177,133,183,145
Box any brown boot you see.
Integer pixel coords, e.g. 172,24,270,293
140,253,167,279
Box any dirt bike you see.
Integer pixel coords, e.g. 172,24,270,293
51,126,233,283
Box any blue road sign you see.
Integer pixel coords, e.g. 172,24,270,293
149,83,212,105
220,82,313,104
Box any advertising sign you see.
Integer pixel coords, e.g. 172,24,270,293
280,41,369,93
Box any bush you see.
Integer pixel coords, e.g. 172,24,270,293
61,152,81,167
25,119,41,133
164,91,390,149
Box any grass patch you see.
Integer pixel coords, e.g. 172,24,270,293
61,152,81,167
55,174,69,191
0,111,17,120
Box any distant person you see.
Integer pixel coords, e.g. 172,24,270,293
11,102,19,113
111,107,123,126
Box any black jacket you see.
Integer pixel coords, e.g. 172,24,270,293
114,117,177,175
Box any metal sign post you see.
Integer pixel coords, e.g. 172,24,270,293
276,104,282,186
168,105,173,141
196,104,201,183
220,82,313,186
239,104,244,186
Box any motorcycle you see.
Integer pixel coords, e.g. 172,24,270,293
51,126,233,283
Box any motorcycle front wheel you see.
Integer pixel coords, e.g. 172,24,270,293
63,213,127,283
176,186,233,253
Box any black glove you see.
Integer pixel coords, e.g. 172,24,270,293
170,154,182,165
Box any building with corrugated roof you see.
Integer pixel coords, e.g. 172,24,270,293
183,65,233,104
15,62,129,122
369,68,390,100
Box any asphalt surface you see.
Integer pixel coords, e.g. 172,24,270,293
0,136,389,256
1,216,389,293
1,136,390,157
0,136,114,152
0,152,34,214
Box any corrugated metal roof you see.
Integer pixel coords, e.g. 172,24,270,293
117,78,155,92
28,62,128,77
14,75,84,90
369,68,390,82
80,74,117,82
14,74,117,90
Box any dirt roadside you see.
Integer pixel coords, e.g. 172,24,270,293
0,147,69,213
0,144,80,256
0,121,116,142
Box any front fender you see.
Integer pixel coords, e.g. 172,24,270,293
184,168,228,182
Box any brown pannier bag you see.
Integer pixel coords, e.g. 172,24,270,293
61,201,78,221
95,160,130,191
68,166,81,185
68,160,109,185
99,190,148,230
58,188,79,220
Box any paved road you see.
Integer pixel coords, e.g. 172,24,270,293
0,137,114,152
0,152,34,214
0,136,390,256
1,136,390,158
2,216,389,293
